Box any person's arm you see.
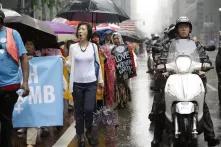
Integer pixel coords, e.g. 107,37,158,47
65,44,73,68
196,41,212,64
13,30,30,96
20,54,30,96
94,43,104,85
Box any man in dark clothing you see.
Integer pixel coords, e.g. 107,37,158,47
216,32,221,104
0,10,29,147
151,16,220,147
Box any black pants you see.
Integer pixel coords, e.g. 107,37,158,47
0,90,18,147
215,53,221,103
72,82,97,136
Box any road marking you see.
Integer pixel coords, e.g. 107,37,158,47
207,83,218,91
52,122,76,147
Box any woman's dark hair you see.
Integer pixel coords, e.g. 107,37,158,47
76,22,92,41
65,40,75,50
92,32,100,39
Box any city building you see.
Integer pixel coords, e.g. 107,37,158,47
112,0,131,18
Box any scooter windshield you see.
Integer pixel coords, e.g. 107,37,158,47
167,39,200,63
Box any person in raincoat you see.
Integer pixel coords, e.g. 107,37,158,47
91,32,105,109
63,40,75,111
111,32,133,108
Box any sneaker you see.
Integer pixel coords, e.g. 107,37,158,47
78,141,85,147
40,127,49,137
77,135,85,147
151,139,160,147
86,130,98,146
68,104,74,112
17,128,25,138
17,128,25,133
207,138,220,146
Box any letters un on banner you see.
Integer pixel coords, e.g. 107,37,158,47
13,56,63,128
112,45,136,80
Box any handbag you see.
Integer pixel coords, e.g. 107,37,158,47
92,43,100,80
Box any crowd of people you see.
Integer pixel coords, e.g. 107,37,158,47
2,5,220,146
0,9,138,147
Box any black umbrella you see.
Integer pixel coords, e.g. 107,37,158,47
119,30,143,43
56,0,129,23
4,15,58,49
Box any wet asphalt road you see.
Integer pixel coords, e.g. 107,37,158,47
12,51,221,147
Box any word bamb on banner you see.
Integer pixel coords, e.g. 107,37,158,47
13,56,63,128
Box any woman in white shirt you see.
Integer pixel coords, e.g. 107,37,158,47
66,22,103,147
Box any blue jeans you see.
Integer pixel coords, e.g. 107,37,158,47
72,81,97,136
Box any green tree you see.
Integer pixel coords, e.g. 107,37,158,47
31,0,56,20
41,0,56,20
46,0,56,20
41,0,50,20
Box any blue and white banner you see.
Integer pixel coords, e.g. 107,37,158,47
13,56,63,128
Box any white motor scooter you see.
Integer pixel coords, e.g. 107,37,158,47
161,40,213,147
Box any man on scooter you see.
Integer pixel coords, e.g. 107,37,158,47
148,24,176,121
151,16,220,147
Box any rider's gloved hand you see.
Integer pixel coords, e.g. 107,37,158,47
157,64,165,70
202,63,211,68
202,62,213,71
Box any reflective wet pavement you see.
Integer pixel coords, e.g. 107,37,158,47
12,51,221,147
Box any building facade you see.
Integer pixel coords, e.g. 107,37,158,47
0,0,69,20
0,0,18,10
112,0,131,17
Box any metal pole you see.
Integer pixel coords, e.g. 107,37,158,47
22,0,25,8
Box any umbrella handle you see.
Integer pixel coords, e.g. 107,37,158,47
92,13,96,30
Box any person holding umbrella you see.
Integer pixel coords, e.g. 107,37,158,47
66,22,103,147
0,10,29,147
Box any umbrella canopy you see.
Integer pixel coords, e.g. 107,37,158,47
44,21,76,34
52,17,68,23
4,15,57,49
96,23,120,31
95,28,115,43
56,0,129,23
52,17,80,27
2,8,21,17
119,30,143,43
